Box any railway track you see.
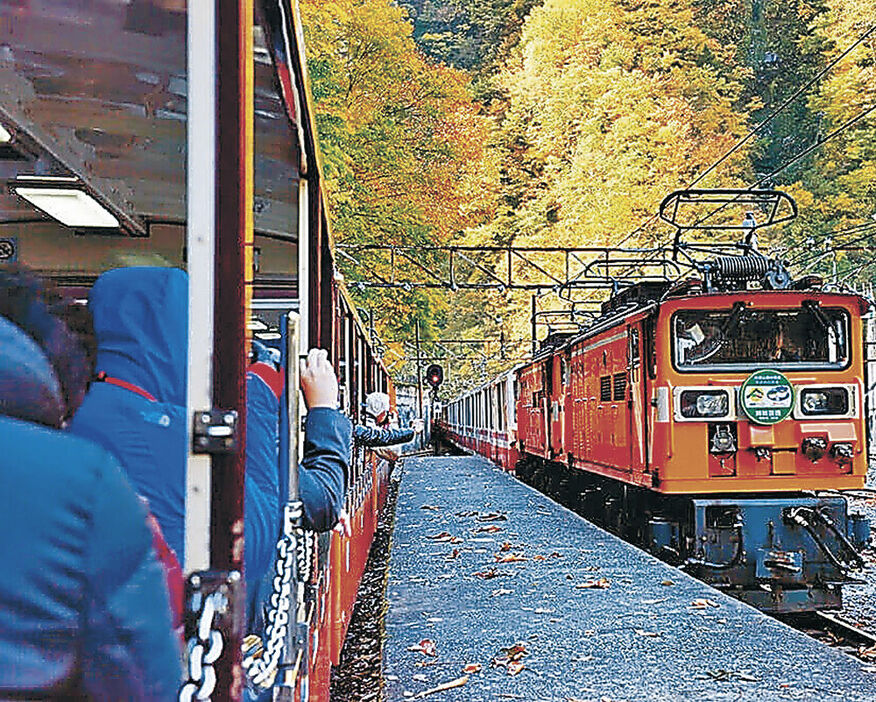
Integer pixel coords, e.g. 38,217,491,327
789,611,876,661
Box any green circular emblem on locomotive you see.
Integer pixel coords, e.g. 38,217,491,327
740,369,794,425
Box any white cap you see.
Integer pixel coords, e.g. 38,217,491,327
365,392,390,419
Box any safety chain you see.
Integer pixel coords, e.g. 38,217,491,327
244,501,301,689
297,528,316,584
178,581,227,702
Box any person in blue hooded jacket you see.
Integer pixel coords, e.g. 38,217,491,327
0,266,181,699
69,266,351,596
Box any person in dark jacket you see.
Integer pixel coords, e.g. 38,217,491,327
69,267,351,595
0,266,181,700
353,391,422,453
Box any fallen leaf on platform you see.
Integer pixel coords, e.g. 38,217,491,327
412,676,469,699
533,554,545,561
414,660,439,668
497,642,527,660
455,511,479,518
660,580,674,586
473,568,504,579
462,663,481,674
444,549,460,561
476,512,508,522
703,669,757,682
407,639,437,657
499,542,512,552
474,525,503,534
495,553,527,563
575,578,610,589
506,661,525,675
858,644,876,660
420,504,440,511
691,599,720,609
427,532,452,541
635,629,659,637
491,588,513,596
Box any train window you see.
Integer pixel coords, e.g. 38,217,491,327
673,306,851,371
599,376,612,402
560,357,570,386
629,328,640,366
613,372,627,401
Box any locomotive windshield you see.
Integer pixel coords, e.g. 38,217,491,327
673,305,850,370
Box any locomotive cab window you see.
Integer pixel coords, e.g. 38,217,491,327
673,306,850,371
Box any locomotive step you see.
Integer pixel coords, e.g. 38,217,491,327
383,455,875,701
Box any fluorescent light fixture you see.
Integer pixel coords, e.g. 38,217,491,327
0,124,11,143
12,183,120,228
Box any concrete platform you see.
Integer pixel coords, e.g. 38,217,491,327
382,455,876,701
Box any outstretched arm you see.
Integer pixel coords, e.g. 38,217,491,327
299,349,351,531
352,423,415,447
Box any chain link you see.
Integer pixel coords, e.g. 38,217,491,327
244,501,301,689
178,586,227,702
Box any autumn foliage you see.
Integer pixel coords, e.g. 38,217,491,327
299,0,876,388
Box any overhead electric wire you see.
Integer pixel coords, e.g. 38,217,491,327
531,24,876,337
691,101,876,230
614,24,875,249
789,222,876,267
687,24,876,190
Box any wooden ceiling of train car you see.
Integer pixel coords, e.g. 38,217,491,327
0,0,300,241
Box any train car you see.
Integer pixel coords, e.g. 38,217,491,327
441,243,872,614
0,1,394,699
443,368,519,471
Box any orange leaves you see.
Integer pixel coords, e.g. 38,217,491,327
427,531,462,544
408,639,437,657
495,552,527,563
857,644,876,660
473,567,503,579
690,598,720,609
533,551,562,561
461,663,481,674
473,525,503,534
492,642,528,676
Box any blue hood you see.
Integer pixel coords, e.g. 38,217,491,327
0,316,65,427
89,267,188,406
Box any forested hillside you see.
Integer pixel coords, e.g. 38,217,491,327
298,0,875,390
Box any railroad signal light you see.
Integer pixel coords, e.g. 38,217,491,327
425,364,443,388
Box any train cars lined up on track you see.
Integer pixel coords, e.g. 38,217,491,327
440,251,872,614
0,1,391,699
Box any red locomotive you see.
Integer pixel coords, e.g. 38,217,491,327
441,191,871,613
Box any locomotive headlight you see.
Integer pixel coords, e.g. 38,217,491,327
680,389,730,419
800,387,849,416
